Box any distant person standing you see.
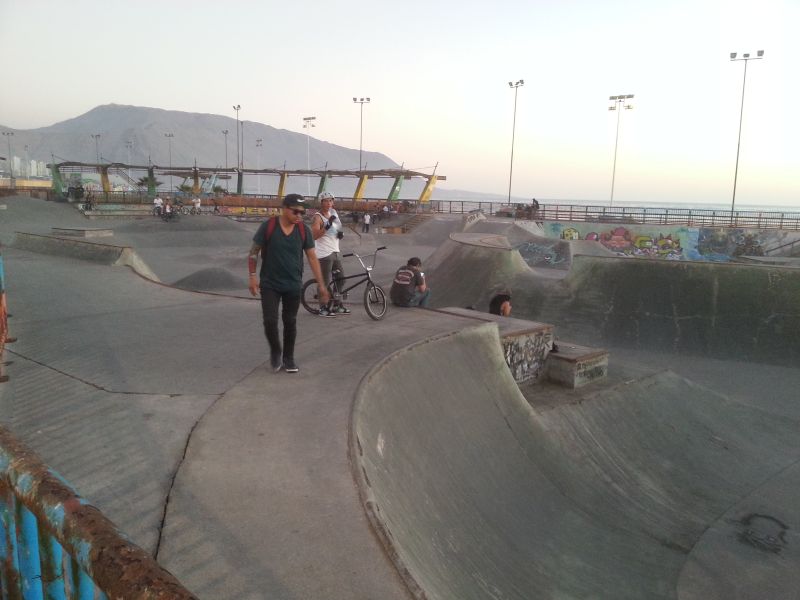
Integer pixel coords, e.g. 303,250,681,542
311,192,349,316
531,198,540,220
362,212,371,233
153,195,163,216
390,257,430,308
489,290,512,316
248,194,329,373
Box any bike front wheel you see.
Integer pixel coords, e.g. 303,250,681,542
301,278,327,315
363,282,388,321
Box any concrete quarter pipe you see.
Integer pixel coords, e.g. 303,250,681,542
352,324,800,599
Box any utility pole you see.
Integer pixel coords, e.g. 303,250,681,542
507,80,524,204
608,94,634,207
352,97,370,171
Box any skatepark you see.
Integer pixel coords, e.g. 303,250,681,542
1,194,799,599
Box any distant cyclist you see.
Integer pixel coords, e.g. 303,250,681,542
311,192,349,316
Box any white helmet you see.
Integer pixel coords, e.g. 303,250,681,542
319,191,335,201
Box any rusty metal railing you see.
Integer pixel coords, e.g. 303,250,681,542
0,426,197,600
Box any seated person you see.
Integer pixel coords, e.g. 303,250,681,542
489,290,512,316
390,257,430,308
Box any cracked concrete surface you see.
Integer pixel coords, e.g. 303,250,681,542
0,244,267,553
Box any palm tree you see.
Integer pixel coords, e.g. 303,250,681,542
137,175,163,188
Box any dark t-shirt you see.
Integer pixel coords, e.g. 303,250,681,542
390,265,424,306
253,219,314,293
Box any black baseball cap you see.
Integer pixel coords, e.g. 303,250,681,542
283,194,306,209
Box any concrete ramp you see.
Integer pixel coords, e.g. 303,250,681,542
11,232,160,282
352,324,800,599
426,233,800,365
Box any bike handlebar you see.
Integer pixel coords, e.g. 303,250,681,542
342,247,386,259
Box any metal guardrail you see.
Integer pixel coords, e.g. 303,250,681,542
430,201,800,231
0,425,197,600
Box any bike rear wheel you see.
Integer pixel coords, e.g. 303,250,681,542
363,282,388,321
301,278,331,315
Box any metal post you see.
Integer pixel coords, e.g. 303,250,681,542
353,98,370,171
507,80,524,205
125,140,133,185
222,129,229,191
730,50,763,213
233,104,241,171
256,138,263,195
2,132,13,178
303,116,316,196
164,133,174,193
608,94,634,207
90,133,101,164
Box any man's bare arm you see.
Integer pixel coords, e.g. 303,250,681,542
311,214,327,240
248,242,261,296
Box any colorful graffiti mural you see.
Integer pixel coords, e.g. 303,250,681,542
555,225,684,259
543,221,800,263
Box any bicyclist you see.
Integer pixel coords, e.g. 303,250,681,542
390,257,431,308
311,192,349,316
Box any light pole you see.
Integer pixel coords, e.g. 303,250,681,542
125,140,134,183
164,133,174,193
608,94,634,207
352,97,370,171
90,133,101,164
2,132,13,177
256,138,263,195
303,116,316,196
507,80,524,205
730,50,764,213
233,104,241,170
222,129,229,190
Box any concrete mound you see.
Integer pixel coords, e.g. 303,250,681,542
10,232,160,281
425,233,529,302
172,267,246,292
352,323,800,600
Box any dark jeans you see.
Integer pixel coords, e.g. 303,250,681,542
260,287,301,361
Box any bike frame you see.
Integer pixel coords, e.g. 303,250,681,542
326,247,385,297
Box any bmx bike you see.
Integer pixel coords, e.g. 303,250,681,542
301,246,389,321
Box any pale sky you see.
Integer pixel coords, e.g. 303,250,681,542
1,0,797,207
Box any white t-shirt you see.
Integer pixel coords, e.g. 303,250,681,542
154,197,163,207
363,214,371,225
193,198,201,208
315,208,342,259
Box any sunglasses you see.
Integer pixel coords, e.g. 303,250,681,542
289,208,306,216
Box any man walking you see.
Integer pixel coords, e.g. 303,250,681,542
248,194,329,373
390,257,431,308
